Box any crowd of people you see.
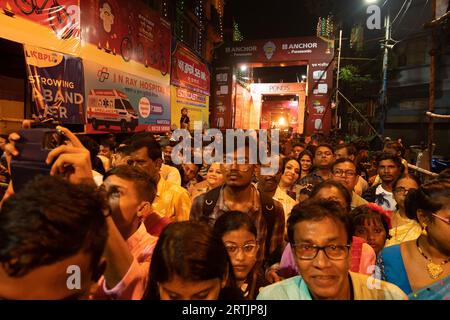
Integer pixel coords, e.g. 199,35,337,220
0,124,448,300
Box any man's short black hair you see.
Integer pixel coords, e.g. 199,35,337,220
0,176,108,277
128,136,162,161
315,143,334,156
375,152,404,173
288,199,353,245
292,141,306,149
334,143,357,157
104,165,157,202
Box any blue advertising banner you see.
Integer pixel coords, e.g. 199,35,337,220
83,60,170,133
24,45,85,124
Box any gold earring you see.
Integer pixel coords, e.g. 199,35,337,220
421,224,428,236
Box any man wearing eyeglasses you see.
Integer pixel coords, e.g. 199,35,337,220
334,143,369,196
257,200,407,300
331,158,368,209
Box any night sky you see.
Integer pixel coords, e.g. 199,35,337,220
224,0,318,40
223,0,315,83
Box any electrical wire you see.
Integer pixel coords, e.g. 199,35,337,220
392,0,413,28
391,0,410,25
393,0,430,43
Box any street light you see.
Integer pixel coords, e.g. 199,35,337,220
365,0,378,3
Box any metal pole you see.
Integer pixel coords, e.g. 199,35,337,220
335,29,343,129
428,0,437,171
338,90,382,141
379,8,391,136
233,72,237,128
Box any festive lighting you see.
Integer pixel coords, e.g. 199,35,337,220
162,0,168,18
317,15,334,39
218,0,224,39
278,117,287,127
233,21,244,41
197,0,204,54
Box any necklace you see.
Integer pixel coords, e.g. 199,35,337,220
392,212,415,243
415,239,449,279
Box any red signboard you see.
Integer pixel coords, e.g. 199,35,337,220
305,60,334,134
81,0,171,75
171,44,210,96
222,36,334,63
3,0,80,40
212,66,232,129
214,36,335,134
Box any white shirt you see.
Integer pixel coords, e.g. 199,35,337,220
375,185,397,211
273,187,296,222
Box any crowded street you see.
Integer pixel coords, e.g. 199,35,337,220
0,0,449,308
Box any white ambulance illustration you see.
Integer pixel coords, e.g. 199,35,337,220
87,89,138,131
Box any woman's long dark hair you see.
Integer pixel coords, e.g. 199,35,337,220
297,150,314,174
213,211,265,300
143,221,236,300
405,179,450,221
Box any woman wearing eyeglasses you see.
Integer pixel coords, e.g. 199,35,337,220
257,200,406,300
378,179,450,299
143,222,243,300
214,211,268,300
385,175,422,247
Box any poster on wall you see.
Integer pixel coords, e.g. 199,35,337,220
24,45,85,124
212,66,232,129
171,44,210,96
170,86,209,130
305,60,334,134
84,60,170,133
81,0,171,75
1,0,81,55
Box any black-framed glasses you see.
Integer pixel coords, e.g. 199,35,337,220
393,187,416,195
332,169,356,177
292,243,351,260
